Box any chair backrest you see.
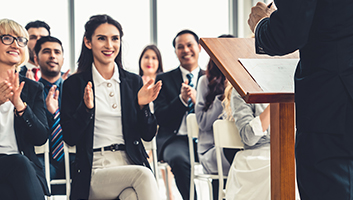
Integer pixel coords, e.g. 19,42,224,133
186,113,198,200
213,119,244,200
35,140,75,199
213,119,244,149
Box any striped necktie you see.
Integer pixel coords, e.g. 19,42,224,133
51,108,64,162
45,83,64,163
186,73,194,113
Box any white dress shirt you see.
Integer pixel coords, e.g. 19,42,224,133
0,101,19,154
92,63,124,149
177,66,200,136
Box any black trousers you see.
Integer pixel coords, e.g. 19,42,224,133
296,130,353,200
163,136,197,200
0,154,45,200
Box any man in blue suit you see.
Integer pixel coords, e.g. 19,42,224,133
248,1,353,199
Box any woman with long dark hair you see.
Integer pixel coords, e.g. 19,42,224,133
61,14,162,200
195,34,238,200
138,44,163,84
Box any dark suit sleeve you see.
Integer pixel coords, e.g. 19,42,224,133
154,73,188,130
61,76,94,146
135,77,157,142
255,0,317,55
18,82,49,146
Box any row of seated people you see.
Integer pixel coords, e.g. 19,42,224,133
0,15,273,200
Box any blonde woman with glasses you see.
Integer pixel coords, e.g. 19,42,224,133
0,18,49,200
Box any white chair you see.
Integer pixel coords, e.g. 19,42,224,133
35,140,75,200
213,119,244,200
142,138,159,181
187,113,216,200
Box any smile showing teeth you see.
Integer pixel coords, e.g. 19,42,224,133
8,51,19,55
183,55,192,59
102,51,113,55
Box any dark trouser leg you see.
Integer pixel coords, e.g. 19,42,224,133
296,131,353,200
163,136,197,200
0,154,45,200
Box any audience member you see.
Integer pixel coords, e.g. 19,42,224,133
0,18,49,200
223,85,270,200
19,20,50,80
194,34,239,200
60,14,162,200
139,44,177,200
154,29,205,200
34,36,75,191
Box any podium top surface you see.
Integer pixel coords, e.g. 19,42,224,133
200,38,299,103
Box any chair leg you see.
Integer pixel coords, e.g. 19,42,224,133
164,166,170,200
207,179,213,200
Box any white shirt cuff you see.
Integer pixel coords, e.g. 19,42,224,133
250,116,267,136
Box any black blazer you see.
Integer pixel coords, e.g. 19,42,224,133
154,67,205,159
61,67,157,200
255,0,353,135
14,75,49,195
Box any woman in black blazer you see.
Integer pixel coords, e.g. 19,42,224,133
0,19,49,200
61,14,162,200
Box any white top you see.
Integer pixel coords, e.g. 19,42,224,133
92,63,124,149
177,66,200,136
0,101,19,154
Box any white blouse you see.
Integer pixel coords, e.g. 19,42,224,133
0,101,19,154
92,63,124,149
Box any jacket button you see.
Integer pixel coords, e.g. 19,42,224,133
133,140,139,145
174,130,177,133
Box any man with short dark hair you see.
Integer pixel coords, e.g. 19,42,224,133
20,20,50,81
34,36,74,193
154,29,205,200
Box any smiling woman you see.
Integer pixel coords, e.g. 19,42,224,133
0,18,49,200
60,14,162,200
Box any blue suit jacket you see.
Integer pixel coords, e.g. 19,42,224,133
255,0,353,135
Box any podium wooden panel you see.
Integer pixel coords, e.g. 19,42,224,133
200,38,298,200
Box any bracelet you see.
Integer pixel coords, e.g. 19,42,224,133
14,102,27,116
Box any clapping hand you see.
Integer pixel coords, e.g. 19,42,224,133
138,79,162,108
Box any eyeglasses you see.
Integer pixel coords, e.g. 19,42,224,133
0,35,28,47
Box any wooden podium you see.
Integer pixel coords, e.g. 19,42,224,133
200,38,298,200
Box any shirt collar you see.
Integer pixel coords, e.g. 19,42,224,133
92,62,121,86
25,62,39,70
39,77,63,88
179,65,200,79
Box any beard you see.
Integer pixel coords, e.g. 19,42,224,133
41,68,61,78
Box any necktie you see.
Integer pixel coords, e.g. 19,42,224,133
186,73,194,113
32,68,40,81
46,83,64,163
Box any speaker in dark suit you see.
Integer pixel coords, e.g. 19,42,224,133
154,30,205,200
249,1,353,199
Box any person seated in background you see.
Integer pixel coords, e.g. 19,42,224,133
154,29,205,200
19,20,50,81
223,84,271,200
34,36,75,193
61,14,162,200
194,34,240,200
138,44,176,200
0,18,49,200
